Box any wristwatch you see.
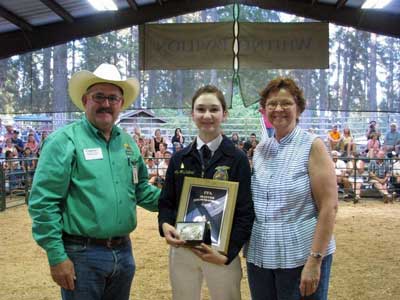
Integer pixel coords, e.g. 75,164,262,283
309,251,323,259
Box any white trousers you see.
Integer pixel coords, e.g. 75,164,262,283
169,247,242,300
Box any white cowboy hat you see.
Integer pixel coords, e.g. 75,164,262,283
68,63,140,111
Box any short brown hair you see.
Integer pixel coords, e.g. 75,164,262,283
191,85,227,112
259,77,306,113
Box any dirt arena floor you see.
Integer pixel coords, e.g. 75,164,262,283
1,199,400,300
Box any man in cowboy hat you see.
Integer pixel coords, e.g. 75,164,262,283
29,63,160,300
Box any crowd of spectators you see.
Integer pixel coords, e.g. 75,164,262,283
0,121,50,192
132,127,262,186
1,117,399,200
329,121,400,204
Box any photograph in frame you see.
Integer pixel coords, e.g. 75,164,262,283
176,177,238,254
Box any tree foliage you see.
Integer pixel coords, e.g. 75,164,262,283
0,5,399,117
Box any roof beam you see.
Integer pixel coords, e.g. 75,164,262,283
243,0,400,37
39,0,74,23
336,0,348,9
126,0,138,10
0,4,33,32
1,0,399,59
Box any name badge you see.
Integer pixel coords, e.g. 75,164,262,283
83,148,103,160
132,166,139,184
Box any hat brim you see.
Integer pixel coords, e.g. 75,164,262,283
68,70,140,111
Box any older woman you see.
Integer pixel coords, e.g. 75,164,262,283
246,77,338,300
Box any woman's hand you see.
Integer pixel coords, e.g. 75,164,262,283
162,223,185,248
190,243,228,265
299,257,321,297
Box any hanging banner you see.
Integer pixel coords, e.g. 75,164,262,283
139,22,328,70
139,23,233,70
239,22,329,69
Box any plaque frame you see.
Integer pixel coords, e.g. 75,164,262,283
176,177,238,254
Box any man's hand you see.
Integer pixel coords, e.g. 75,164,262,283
50,259,76,290
162,223,186,248
190,243,228,265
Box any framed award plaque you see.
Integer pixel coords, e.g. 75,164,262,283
176,177,238,254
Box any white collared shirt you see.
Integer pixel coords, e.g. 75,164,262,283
196,135,223,157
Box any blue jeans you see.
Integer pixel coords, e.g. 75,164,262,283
247,254,333,300
61,239,135,300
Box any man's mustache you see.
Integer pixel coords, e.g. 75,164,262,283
96,108,113,114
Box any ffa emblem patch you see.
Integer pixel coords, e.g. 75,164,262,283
124,143,133,155
213,166,230,180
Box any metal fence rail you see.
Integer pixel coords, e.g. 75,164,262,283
334,156,400,203
0,158,36,211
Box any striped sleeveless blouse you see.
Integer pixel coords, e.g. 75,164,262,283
246,126,336,269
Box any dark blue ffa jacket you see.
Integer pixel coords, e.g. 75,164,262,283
158,135,254,265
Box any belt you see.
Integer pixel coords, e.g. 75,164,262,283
62,232,129,249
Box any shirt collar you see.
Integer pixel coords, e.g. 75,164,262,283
196,135,223,155
83,115,121,140
274,126,300,145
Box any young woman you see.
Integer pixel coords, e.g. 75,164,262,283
171,128,185,152
24,133,39,154
151,128,165,154
341,128,356,157
158,85,254,300
367,133,380,158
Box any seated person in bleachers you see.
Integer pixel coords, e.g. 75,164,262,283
368,150,391,203
151,128,166,153
3,150,22,190
341,128,356,157
247,139,258,160
392,154,400,201
327,124,342,151
133,126,142,142
171,128,185,151
2,138,18,157
11,130,24,157
3,150,21,171
22,147,37,172
366,120,381,140
158,151,172,180
347,152,365,203
238,140,246,152
154,150,163,167
37,131,49,157
243,133,258,153
367,133,380,158
140,144,153,159
146,157,159,185
24,133,39,154
156,142,168,158
173,142,183,153
332,150,348,187
383,123,400,154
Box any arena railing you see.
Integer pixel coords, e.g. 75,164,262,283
334,156,400,203
0,157,37,211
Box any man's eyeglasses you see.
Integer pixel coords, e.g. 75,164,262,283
266,100,295,110
90,93,123,105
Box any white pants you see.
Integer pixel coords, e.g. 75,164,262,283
169,247,242,300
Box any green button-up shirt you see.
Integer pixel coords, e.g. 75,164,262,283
29,117,160,266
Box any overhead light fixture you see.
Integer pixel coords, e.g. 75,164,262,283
361,0,392,9
88,0,118,11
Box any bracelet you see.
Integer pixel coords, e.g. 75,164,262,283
309,251,323,259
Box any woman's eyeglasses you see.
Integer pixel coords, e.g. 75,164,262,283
265,100,295,110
